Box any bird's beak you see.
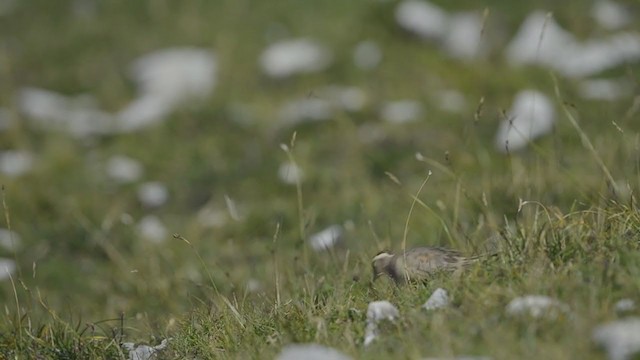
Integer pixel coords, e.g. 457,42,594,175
368,275,377,290
372,272,381,282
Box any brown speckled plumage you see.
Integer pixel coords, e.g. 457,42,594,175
371,247,485,284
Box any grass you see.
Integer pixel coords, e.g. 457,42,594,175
1,0,640,359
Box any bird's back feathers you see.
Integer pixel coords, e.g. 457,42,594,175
374,246,496,284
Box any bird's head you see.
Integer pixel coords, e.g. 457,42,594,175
371,251,394,281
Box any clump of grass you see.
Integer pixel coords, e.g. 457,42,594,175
1,1,639,359
159,203,639,359
0,307,126,359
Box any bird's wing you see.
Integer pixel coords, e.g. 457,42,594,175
399,247,465,277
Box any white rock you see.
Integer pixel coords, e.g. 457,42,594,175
122,338,169,360
353,40,383,70
137,182,169,207
19,88,117,137
614,299,636,313
505,12,576,70
367,300,400,322
65,108,118,138
19,87,69,121
593,318,640,360
578,78,630,100
506,11,640,78
116,95,173,133
381,100,424,124
117,48,217,132
137,215,167,244
0,151,34,177
395,0,449,40
308,225,343,251
506,295,569,318
494,90,554,152
0,258,16,281
278,162,304,185
106,155,143,183
260,39,332,78
365,300,400,346
318,86,367,112
129,48,216,104
592,0,632,30
557,33,640,78
0,229,21,251
443,12,485,60
276,344,352,360
423,288,449,310
363,324,378,346
279,98,334,125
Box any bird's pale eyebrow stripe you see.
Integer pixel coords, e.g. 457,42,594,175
372,252,393,262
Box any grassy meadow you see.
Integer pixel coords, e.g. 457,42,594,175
1,0,639,358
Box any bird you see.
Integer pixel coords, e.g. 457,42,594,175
371,246,490,284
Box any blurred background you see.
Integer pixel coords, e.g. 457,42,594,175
0,0,638,328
